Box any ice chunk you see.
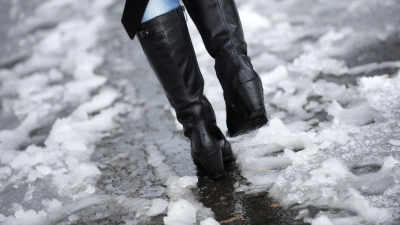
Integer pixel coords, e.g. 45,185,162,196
251,118,311,149
289,54,347,78
313,80,346,101
47,199,62,213
318,29,353,46
308,158,350,184
311,215,334,225
240,10,271,41
389,140,400,146
68,214,80,222
48,69,63,82
286,121,311,132
144,145,213,221
14,209,47,225
252,53,285,72
35,164,53,176
200,217,219,225
359,75,389,94
295,209,309,220
260,65,288,88
164,199,199,225
319,128,350,146
17,73,49,98
72,88,120,120
178,176,198,188
338,103,378,126
327,101,378,126
85,184,96,194
326,100,343,118
146,199,169,217
65,156,80,170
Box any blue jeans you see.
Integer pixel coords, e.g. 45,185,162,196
141,0,180,23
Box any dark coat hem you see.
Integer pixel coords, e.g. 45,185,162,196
121,0,150,40
121,18,136,40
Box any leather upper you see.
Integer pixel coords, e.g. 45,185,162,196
138,7,228,155
182,0,261,90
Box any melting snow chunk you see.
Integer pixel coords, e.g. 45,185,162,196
164,199,199,225
200,217,220,225
311,215,334,225
389,139,400,146
146,199,169,217
178,176,198,188
85,184,96,194
68,214,80,222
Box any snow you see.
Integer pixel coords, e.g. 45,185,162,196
146,199,169,217
144,145,214,221
311,216,334,225
67,214,79,222
164,199,198,225
200,217,220,225
178,176,198,188
389,140,400,146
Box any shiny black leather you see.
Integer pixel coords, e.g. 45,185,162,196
182,0,259,87
138,7,233,179
182,0,268,136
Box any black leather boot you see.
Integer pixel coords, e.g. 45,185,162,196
137,6,234,180
182,0,268,137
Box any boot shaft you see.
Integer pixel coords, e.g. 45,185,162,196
183,0,260,87
180,0,268,137
136,6,235,178
138,7,216,127
182,0,247,57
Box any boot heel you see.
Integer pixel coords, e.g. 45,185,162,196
226,101,245,137
193,150,225,180
226,101,268,137
225,79,268,137
236,79,265,116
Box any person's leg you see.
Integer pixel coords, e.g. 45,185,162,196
137,7,234,179
182,0,268,137
141,0,180,23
